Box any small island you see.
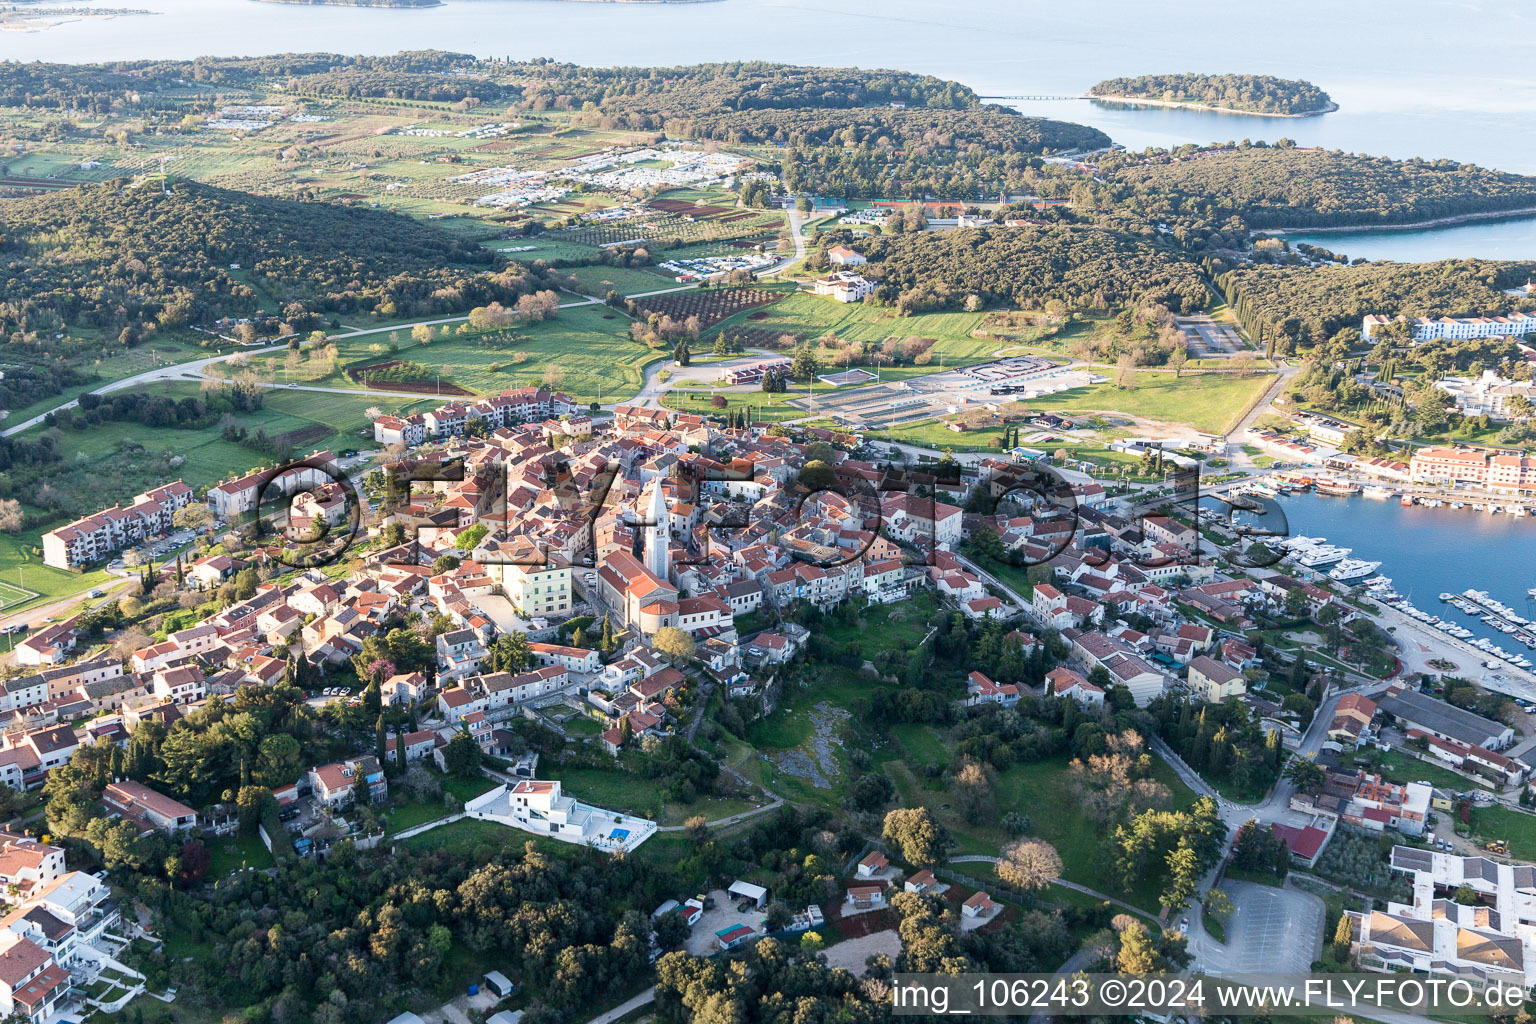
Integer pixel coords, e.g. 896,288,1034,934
1088,73,1336,117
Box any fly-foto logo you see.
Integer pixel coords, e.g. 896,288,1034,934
249,451,1289,572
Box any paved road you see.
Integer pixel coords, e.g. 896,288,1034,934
0,299,603,439
1225,360,1301,470
657,796,785,832
0,340,295,437
947,855,1148,918
583,988,655,1024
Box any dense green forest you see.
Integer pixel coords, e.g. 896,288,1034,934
0,51,492,111
1089,73,1332,115
687,107,1107,197
1103,145,1536,231
502,59,980,120
673,105,1104,154
0,179,534,337
1213,257,1536,354
854,225,1210,314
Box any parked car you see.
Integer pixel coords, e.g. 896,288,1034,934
88,589,105,598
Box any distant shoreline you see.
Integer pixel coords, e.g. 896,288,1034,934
1088,94,1339,118
250,0,725,5
1257,205,1536,236
252,0,443,7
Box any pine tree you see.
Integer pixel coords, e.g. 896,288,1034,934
1272,837,1291,878
1333,911,1354,957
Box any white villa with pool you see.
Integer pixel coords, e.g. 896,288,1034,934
464,779,656,852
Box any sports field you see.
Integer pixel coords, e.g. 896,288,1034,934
0,581,36,612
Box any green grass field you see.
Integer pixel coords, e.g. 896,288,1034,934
0,336,217,427
22,385,429,507
206,833,274,877
889,722,950,768
251,304,661,405
1358,748,1488,794
554,765,760,826
710,291,997,374
498,238,603,263
1026,371,1274,434
1,384,433,616
660,389,807,422
0,528,115,615
997,757,1196,909
1472,804,1536,859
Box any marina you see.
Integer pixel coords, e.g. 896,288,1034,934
1271,492,1536,679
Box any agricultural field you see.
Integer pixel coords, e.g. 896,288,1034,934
632,285,790,332
561,264,677,297
492,237,602,263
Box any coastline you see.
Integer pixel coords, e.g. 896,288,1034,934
252,0,443,6
1256,205,1536,236
1087,94,1339,118
248,0,726,5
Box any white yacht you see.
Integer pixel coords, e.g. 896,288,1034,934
1296,545,1350,568
1329,558,1382,583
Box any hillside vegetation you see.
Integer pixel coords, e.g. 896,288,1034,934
504,60,981,120
1089,73,1332,115
855,225,1209,315
1104,146,1536,230
0,51,497,111
0,179,531,336
1214,258,1536,353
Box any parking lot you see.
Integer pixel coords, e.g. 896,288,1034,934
684,888,766,955
1177,316,1246,358
1214,880,1324,975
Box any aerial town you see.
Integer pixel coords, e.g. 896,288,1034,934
2,43,1536,1024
